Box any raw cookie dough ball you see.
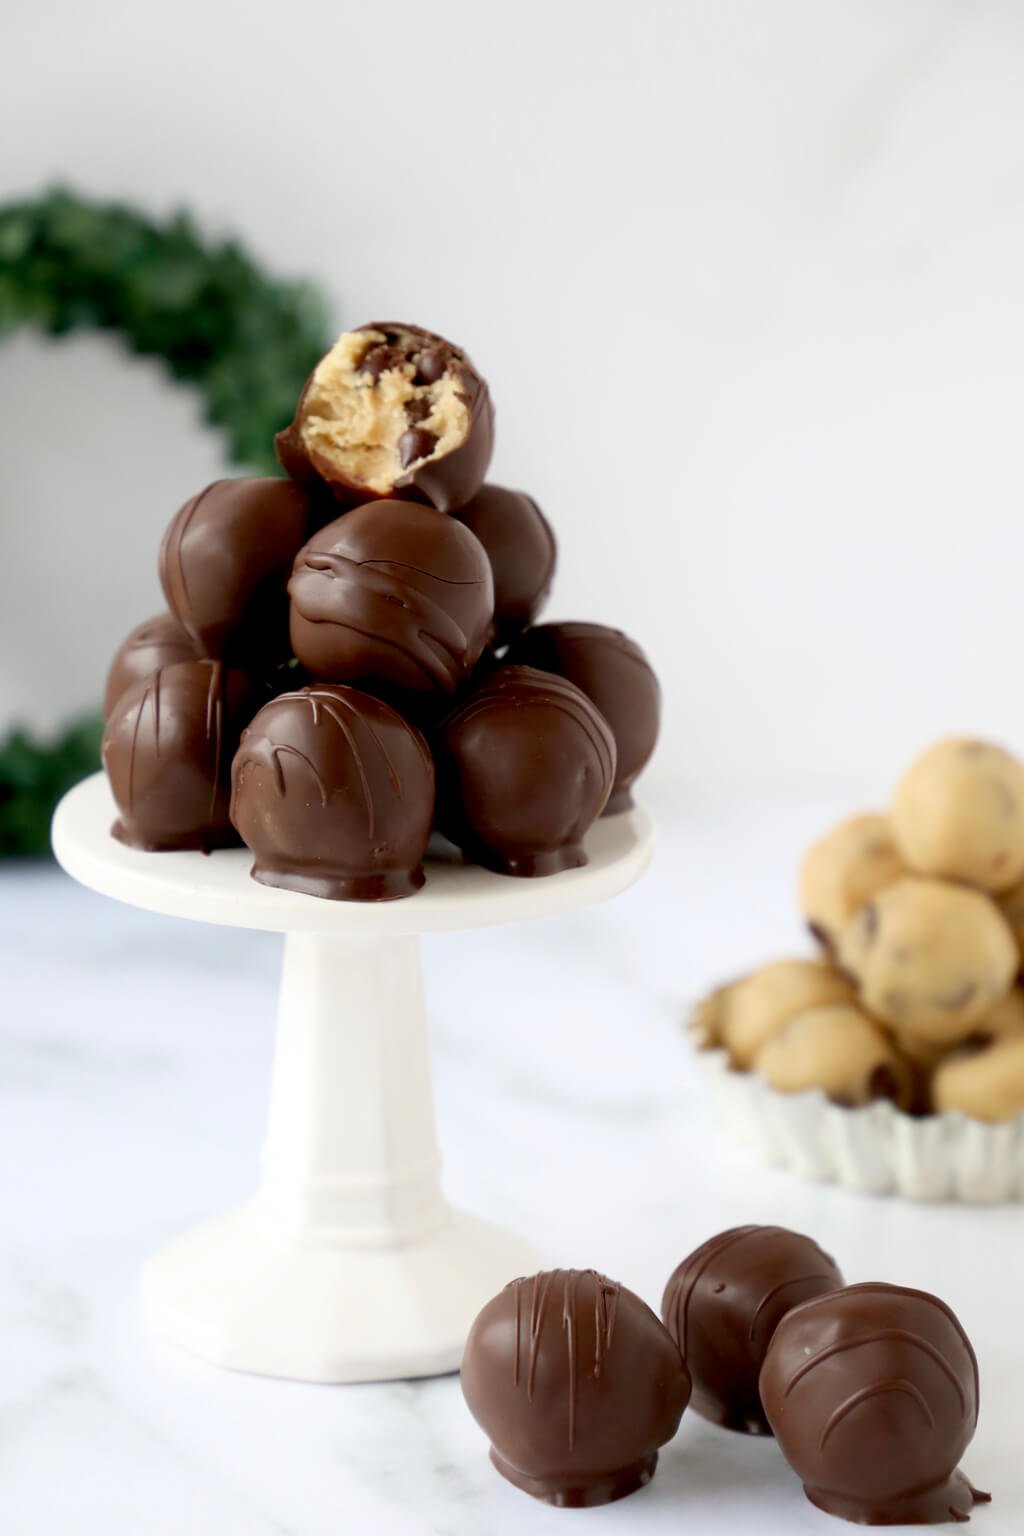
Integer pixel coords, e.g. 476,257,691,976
933,1033,1024,1122
997,874,1024,957
754,1005,913,1110
899,987,1024,1067
699,960,855,1071
892,737,1024,891
838,877,1017,1043
799,814,906,952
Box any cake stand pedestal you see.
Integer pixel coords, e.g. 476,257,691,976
52,773,654,1384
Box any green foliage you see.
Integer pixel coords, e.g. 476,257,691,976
0,187,334,857
0,716,104,859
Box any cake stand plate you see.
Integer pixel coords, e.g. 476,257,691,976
52,774,654,1383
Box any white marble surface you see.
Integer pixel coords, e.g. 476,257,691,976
4,796,1022,1534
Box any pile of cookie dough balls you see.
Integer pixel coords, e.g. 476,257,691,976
695,738,1024,1124
100,322,661,900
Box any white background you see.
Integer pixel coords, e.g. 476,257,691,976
3,1,1024,797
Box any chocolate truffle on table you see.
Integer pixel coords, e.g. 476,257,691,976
276,323,494,513
230,685,435,902
103,612,195,718
454,484,556,647
461,1269,691,1507
661,1225,844,1435
436,665,616,876
102,659,254,851
288,501,494,697
760,1283,988,1525
159,476,313,667
506,623,659,814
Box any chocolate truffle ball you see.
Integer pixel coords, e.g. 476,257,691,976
893,737,1024,892
461,1269,691,1507
760,1283,988,1526
454,484,556,647
276,322,494,512
436,665,616,876
799,813,907,953
838,876,1017,1044
288,501,494,697
102,659,254,851
159,476,313,666
103,612,195,718
661,1226,844,1435
505,623,659,814
754,1004,914,1111
230,685,435,901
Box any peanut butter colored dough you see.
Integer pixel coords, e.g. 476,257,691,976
754,1005,913,1109
892,737,1024,892
933,1033,1024,1122
997,874,1024,955
898,987,1024,1069
693,960,855,1070
838,876,1017,1043
799,813,906,950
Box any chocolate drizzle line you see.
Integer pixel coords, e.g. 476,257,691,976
508,1270,621,1452
782,1329,969,1411
819,1379,935,1451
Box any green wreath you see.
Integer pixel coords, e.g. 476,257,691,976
0,187,332,857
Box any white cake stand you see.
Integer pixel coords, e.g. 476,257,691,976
52,773,654,1384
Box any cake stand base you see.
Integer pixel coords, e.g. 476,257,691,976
142,1205,538,1382
52,775,653,1384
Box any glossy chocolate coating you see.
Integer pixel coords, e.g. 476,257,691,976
454,484,556,647
436,665,616,876
461,1269,691,1507
230,685,435,901
661,1225,844,1435
506,622,659,814
103,612,195,719
760,1283,988,1525
159,477,313,665
102,660,254,851
288,501,494,696
276,322,494,513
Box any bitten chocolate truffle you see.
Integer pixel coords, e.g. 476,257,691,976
506,622,659,814
461,1269,691,1507
661,1225,844,1435
276,323,494,512
102,659,254,851
230,685,435,901
437,665,616,876
454,484,556,647
159,477,314,667
288,501,494,696
760,1283,988,1526
103,612,195,718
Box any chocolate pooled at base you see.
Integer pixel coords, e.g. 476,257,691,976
230,684,435,902
461,1269,691,1507
102,659,256,852
435,665,616,876
288,500,494,698
760,1282,989,1526
506,622,659,814
275,322,494,513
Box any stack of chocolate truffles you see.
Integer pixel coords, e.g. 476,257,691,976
102,323,660,900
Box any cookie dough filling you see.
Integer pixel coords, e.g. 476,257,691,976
296,327,470,494
692,958,855,1070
